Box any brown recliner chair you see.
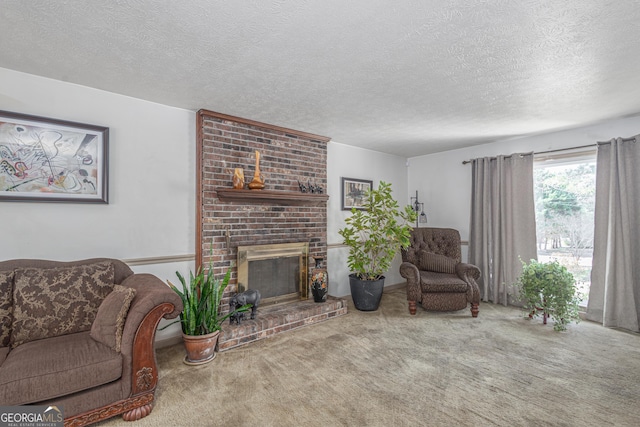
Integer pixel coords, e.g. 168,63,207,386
400,228,480,317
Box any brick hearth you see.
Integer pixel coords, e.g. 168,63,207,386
218,296,348,351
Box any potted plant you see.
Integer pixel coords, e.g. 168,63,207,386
338,181,416,311
516,259,582,331
168,261,250,365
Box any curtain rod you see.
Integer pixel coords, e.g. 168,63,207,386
461,136,637,165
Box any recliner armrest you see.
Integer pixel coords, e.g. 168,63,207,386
400,261,419,281
400,262,421,302
455,262,480,281
455,263,481,304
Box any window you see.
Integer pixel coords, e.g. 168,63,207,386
534,151,596,307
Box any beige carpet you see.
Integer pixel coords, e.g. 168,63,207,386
98,288,640,427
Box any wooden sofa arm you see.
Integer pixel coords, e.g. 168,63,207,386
119,274,183,394
129,303,177,395
65,274,182,427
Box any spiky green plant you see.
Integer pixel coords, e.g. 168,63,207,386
338,181,416,281
168,262,250,336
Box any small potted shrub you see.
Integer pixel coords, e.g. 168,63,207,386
168,261,250,365
516,259,582,331
338,181,416,311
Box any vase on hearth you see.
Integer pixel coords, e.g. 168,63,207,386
310,257,328,303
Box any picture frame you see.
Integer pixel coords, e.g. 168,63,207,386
0,110,109,203
341,177,373,210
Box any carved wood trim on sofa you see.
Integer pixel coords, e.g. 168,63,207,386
64,303,177,427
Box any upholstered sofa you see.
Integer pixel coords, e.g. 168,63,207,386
0,258,182,426
400,228,481,317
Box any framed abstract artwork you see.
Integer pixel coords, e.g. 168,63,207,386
341,177,373,210
0,110,109,203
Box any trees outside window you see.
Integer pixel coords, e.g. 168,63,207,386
534,160,596,306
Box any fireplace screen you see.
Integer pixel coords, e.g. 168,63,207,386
237,242,309,306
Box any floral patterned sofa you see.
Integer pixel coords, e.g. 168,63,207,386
0,258,182,426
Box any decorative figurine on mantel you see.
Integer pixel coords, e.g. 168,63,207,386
248,150,265,190
299,180,323,194
232,167,245,189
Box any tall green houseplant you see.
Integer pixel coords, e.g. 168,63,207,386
516,259,582,331
339,181,416,310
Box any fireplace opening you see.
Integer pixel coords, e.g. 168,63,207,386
237,242,309,307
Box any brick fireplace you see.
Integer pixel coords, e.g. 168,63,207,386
196,110,347,350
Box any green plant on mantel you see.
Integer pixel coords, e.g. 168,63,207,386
339,181,417,281
516,259,582,331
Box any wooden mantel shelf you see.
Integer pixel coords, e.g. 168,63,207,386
216,188,329,206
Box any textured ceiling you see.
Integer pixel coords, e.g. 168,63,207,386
2,1,640,157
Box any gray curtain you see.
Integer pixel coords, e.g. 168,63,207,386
587,137,640,332
469,153,537,305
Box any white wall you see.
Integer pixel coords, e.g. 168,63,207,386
408,115,640,262
0,68,195,275
327,142,409,297
1,68,197,341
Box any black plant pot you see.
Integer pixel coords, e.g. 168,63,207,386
349,274,385,311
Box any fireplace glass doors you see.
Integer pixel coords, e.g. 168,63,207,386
237,242,309,306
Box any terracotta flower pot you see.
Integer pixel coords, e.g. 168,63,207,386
182,330,220,365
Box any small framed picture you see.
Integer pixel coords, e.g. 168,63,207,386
0,110,109,203
341,177,373,210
